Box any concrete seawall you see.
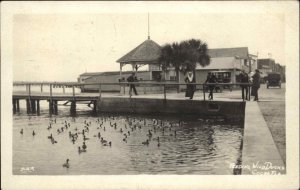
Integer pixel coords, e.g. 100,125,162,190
242,102,285,174
97,97,245,121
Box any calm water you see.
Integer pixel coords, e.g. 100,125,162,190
13,101,244,175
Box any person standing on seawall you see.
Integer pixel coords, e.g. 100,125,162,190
127,72,138,96
251,69,261,101
205,72,217,100
184,70,196,100
239,70,250,101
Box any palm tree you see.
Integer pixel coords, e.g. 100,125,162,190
159,39,210,92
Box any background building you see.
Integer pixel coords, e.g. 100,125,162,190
257,59,285,82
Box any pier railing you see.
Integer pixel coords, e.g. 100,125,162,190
13,81,252,101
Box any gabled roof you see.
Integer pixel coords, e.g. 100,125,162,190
208,47,249,59
196,57,241,70
117,39,162,63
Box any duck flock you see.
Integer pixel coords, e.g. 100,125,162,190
19,115,183,169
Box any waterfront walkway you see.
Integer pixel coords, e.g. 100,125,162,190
242,101,285,174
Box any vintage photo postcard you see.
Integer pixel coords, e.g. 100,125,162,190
1,1,299,190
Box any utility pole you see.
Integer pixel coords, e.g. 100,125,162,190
148,13,150,40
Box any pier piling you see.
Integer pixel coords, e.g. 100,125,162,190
93,100,98,114
49,100,53,115
31,100,36,113
70,101,76,116
13,99,16,114
54,100,58,115
16,99,20,112
37,100,40,115
26,99,31,114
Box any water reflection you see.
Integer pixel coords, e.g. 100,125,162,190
13,105,243,175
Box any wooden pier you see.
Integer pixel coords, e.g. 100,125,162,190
13,82,100,116
13,81,251,116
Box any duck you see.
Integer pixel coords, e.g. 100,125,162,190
32,130,36,136
142,139,149,145
101,138,107,144
78,147,86,153
83,135,89,141
62,159,70,168
20,129,23,135
153,136,160,142
51,138,57,144
48,133,53,139
146,130,152,138
82,142,87,150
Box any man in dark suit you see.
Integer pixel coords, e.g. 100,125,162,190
239,70,249,101
127,72,138,96
205,72,217,100
251,69,261,101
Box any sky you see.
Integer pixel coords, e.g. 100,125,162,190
11,2,289,82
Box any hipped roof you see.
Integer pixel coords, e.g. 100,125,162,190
208,47,249,59
117,39,162,63
196,57,241,70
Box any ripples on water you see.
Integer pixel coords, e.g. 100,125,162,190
13,102,244,175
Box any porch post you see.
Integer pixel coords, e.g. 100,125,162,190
120,63,123,79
